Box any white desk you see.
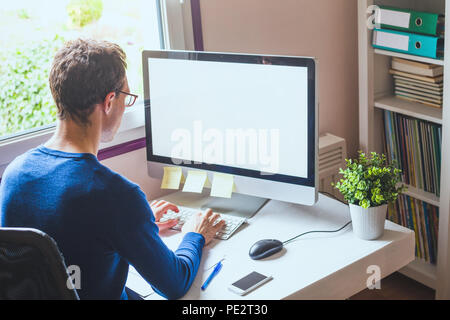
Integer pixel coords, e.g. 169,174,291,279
127,194,415,299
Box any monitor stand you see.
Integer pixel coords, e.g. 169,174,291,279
154,190,269,220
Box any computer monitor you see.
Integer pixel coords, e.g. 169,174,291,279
142,50,318,206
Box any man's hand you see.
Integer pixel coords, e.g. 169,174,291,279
182,208,226,245
150,200,179,232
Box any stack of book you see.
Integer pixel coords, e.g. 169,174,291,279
383,110,442,196
387,194,439,264
390,57,443,108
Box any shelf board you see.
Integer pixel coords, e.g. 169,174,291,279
374,49,444,66
399,258,437,290
401,184,440,208
374,95,443,125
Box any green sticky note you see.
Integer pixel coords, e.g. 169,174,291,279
210,173,235,198
161,167,183,190
182,170,208,193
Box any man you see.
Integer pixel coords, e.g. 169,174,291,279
0,39,225,300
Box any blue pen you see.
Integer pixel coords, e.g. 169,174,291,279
201,261,223,291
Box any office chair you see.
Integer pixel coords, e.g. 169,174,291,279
0,227,79,300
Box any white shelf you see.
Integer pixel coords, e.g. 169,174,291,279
399,258,437,290
374,49,444,66
359,0,450,298
374,95,443,125
402,184,440,208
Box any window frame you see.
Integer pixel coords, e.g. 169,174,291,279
0,0,195,177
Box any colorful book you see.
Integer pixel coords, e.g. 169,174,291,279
389,194,440,264
383,110,441,196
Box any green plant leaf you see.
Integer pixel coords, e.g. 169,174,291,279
333,151,404,208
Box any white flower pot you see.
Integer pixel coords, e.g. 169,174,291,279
349,203,387,240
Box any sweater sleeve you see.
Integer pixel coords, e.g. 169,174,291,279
111,185,205,300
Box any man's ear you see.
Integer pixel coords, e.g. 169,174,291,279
102,91,116,115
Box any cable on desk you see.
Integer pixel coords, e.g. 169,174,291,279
282,221,352,246
282,192,351,246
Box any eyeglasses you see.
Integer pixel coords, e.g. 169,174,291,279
116,90,138,107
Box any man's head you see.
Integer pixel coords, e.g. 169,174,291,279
49,38,129,142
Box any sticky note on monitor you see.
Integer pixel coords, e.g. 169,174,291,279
182,170,208,193
161,167,183,189
210,173,235,198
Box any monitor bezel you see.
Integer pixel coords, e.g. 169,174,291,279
142,50,316,187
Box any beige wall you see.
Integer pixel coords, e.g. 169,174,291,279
102,0,360,196
199,0,359,158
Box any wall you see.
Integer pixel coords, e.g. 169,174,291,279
198,0,360,158
103,0,361,195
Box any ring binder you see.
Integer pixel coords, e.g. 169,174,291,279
373,28,444,59
376,6,445,37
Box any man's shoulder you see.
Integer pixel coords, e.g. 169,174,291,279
2,146,139,193
1,148,38,182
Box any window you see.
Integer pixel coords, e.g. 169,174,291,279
0,0,162,140
0,0,196,177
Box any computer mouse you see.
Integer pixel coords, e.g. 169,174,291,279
249,239,284,260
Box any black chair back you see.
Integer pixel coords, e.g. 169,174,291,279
0,227,79,300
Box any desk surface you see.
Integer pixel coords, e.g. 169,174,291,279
127,193,415,300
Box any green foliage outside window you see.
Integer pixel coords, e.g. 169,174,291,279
0,35,65,137
1,0,152,138
67,0,104,28
333,151,406,209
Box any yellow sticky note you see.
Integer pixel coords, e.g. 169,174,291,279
161,167,183,190
210,173,234,198
182,170,208,193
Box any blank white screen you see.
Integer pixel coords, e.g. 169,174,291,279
148,57,309,178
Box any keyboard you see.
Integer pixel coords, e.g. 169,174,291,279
159,206,247,240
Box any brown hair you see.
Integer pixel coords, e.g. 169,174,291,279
49,38,127,126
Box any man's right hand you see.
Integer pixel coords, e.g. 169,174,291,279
181,208,225,245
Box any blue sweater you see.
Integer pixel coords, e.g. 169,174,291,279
0,145,205,300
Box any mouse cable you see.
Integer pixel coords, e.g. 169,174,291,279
282,220,352,246
282,191,351,246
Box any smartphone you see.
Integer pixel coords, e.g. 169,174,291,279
228,271,273,296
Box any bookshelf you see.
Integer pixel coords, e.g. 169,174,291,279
358,0,450,299
402,184,440,208
374,95,443,125
374,48,445,66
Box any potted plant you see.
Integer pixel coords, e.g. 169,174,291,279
333,151,406,240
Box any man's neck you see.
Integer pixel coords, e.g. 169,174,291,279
45,118,101,156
